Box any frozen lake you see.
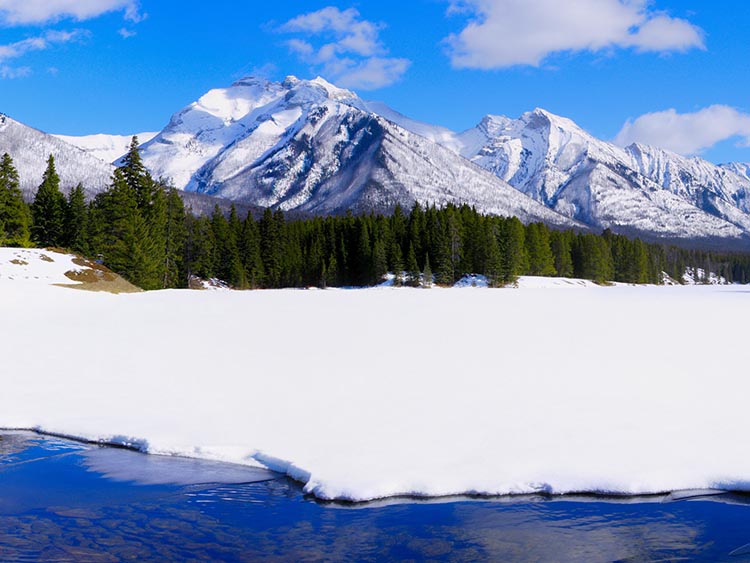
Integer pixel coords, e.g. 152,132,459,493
3,432,750,562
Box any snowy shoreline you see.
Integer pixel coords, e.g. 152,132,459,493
0,426,742,505
3,249,750,502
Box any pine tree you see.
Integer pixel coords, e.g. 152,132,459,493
185,214,215,281
498,217,528,284
240,212,264,288
550,230,573,278
372,238,388,284
31,155,66,247
0,153,31,247
211,205,244,287
406,242,420,287
422,252,433,288
88,147,167,290
354,220,372,285
163,186,187,288
484,223,503,287
389,239,404,286
525,222,556,276
260,208,284,287
65,183,88,252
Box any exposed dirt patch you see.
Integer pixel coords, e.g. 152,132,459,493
39,254,54,263
9,259,28,266
59,257,141,294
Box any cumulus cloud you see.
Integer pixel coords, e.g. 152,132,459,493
446,0,705,69
614,106,750,155
279,7,410,90
0,0,142,25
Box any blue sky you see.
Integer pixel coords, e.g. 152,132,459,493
1,0,749,163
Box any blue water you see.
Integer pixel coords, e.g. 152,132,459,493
2,432,750,562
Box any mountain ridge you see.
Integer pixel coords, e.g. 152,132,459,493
7,75,750,248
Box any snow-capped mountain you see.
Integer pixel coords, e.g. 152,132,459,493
54,132,158,164
136,76,580,226
722,162,750,182
387,108,750,243
0,113,113,198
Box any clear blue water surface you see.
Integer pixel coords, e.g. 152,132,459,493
2,432,750,562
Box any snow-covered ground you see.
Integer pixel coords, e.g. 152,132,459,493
0,248,88,286
2,248,750,502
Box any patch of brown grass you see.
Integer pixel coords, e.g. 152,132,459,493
39,254,54,263
60,257,141,294
9,259,28,266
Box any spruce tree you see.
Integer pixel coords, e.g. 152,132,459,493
389,239,404,286
372,238,388,284
498,217,529,284
525,223,556,276
240,211,264,288
422,252,433,288
163,187,187,288
88,148,167,290
31,155,66,247
354,220,372,286
260,208,285,287
406,242,420,287
484,223,503,287
211,205,244,287
550,230,573,278
65,183,88,252
0,153,31,247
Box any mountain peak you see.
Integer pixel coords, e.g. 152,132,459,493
477,114,513,137
522,108,585,133
302,76,357,101
231,75,275,88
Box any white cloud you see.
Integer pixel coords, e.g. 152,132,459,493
118,27,136,39
0,64,30,78
0,0,142,25
334,57,412,91
0,29,86,63
614,106,750,155
279,6,410,90
446,0,705,69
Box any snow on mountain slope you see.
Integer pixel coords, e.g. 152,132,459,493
139,77,581,227
722,162,750,182
433,109,750,242
0,114,113,198
133,75,750,241
626,143,750,215
55,132,158,164
356,100,465,153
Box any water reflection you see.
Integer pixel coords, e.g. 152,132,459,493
1,432,750,562
81,447,276,486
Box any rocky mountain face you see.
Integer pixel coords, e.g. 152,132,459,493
0,113,113,198
441,109,750,243
132,76,580,227
8,74,750,247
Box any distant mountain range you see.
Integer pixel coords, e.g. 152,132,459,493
0,113,113,199
3,76,750,248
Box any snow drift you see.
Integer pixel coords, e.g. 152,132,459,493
2,250,750,502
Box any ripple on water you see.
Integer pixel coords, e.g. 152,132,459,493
3,432,750,563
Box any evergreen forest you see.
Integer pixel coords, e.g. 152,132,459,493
2,139,750,290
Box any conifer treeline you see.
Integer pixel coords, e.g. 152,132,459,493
2,140,750,289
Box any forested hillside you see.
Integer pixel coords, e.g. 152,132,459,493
3,140,750,290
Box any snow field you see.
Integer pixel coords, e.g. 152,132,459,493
1,256,749,501
0,248,86,285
